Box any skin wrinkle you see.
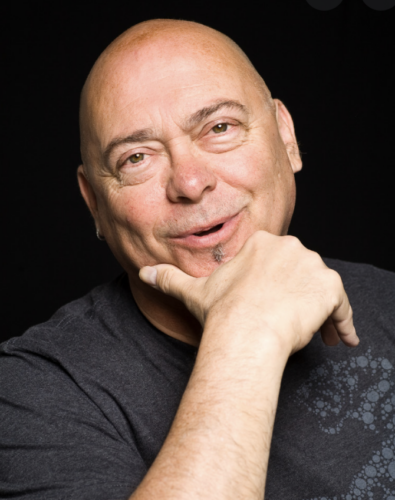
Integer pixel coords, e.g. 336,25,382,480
105,100,250,182
104,129,155,165
77,18,302,346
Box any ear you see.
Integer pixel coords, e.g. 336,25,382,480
77,165,99,222
274,99,302,173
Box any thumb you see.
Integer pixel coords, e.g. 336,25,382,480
139,264,197,303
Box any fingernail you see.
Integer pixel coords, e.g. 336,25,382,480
139,266,157,286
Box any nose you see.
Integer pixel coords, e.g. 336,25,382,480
166,150,217,203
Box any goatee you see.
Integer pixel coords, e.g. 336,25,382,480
212,244,225,263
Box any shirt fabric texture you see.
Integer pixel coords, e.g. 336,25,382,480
1,258,394,500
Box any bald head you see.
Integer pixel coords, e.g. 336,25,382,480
79,19,273,168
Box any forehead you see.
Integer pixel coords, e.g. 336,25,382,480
90,40,256,144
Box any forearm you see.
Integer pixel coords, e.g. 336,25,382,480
129,317,289,500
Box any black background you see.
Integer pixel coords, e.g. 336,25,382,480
2,1,394,342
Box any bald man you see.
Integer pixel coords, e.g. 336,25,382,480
1,19,395,500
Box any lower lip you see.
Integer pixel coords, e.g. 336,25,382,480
171,212,242,249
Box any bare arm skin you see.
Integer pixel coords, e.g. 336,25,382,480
130,232,359,500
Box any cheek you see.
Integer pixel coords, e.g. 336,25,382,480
99,183,170,270
106,183,164,239
216,145,277,193
215,141,295,234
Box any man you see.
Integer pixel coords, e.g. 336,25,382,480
1,18,394,500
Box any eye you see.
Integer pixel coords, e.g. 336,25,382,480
212,123,228,134
128,153,145,164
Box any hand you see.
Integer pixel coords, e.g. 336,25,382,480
139,231,359,356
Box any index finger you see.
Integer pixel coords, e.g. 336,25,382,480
331,290,359,347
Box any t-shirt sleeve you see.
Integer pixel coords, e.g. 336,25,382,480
0,340,148,500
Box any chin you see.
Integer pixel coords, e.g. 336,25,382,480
178,247,233,278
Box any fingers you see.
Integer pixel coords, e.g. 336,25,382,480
139,266,158,287
320,318,341,346
139,264,198,304
328,279,359,347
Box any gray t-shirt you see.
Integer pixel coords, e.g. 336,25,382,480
1,259,394,499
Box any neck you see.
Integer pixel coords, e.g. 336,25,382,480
128,272,203,347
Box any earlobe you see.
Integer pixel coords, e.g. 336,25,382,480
273,99,303,174
77,165,99,220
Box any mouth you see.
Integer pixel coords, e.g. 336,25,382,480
193,223,224,237
169,212,242,249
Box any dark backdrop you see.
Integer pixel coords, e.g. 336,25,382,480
2,1,394,342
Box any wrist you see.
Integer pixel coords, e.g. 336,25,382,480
201,307,291,372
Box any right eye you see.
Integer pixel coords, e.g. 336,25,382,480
128,153,145,164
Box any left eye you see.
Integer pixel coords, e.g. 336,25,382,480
212,123,228,134
128,153,145,164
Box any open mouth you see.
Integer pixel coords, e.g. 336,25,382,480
171,211,241,248
194,223,224,237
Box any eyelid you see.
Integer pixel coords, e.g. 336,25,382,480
116,146,156,169
201,118,240,137
210,122,231,132
123,152,149,167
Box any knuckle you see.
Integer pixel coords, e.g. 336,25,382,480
307,250,323,264
282,235,302,250
283,234,300,245
327,269,342,288
158,268,174,294
325,269,344,306
244,230,268,251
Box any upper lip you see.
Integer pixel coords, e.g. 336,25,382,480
172,213,238,238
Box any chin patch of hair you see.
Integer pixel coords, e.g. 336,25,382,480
212,244,225,263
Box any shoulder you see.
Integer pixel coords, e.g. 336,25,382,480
0,273,137,414
0,275,128,427
1,273,131,357
0,274,148,498
0,271,144,449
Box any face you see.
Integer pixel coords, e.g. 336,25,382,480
79,38,301,279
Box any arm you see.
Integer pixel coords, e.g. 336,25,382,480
132,231,359,500
131,318,287,499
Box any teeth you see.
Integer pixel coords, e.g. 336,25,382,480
194,223,223,237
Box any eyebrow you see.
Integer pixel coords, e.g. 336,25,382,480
103,99,248,164
103,128,155,165
184,99,248,129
